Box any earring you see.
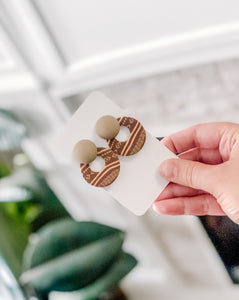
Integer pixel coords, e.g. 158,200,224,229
73,139,120,187
95,115,146,156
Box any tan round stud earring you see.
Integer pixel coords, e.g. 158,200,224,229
95,116,146,156
73,139,120,187
73,139,97,164
95,115,120,139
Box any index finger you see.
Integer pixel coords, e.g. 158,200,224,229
161,122,236,154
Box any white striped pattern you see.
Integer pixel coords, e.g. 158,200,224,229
91,160,120,186
121,122,142,155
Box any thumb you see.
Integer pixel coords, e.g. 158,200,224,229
159,158,219,194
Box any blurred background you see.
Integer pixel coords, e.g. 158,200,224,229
1,0,239,299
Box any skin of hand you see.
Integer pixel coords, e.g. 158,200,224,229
153,122,239,225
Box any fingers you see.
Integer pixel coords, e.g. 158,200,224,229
159,158,221,194
161,122,236,154
157,122,239,223
153,194,226,216
178,148,223,164
157,182,203,201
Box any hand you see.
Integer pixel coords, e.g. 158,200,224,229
153,122,239,224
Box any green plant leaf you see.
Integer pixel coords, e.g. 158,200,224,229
0,162,11,178
20,231,124,293
49,252,137,300
23,219,123,270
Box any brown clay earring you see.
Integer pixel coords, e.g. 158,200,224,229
73,139,120,187
95,115,146,156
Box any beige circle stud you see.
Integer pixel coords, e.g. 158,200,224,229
73,139,97,164
95,115,120,140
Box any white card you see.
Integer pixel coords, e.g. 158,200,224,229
54,92,176,215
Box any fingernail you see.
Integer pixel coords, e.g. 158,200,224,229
159,159,177,179
152,202,168,214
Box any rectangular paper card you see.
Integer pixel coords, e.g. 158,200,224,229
53,92,176,215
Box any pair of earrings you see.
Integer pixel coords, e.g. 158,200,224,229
73,115,146,187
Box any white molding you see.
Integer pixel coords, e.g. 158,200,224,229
0,22,24,73
0,40,15,72
67,22,239,73
0,20,39,92
0,72,39,93
0,0,65,81
51,21,239,97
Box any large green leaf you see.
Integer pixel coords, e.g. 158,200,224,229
0,210,30,277
23,219,123,270
20,231,124,293
49,252,137,300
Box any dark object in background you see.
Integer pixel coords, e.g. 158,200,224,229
99,287,127,300
200,216,239,283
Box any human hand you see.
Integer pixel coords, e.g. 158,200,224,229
153,122,239,224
